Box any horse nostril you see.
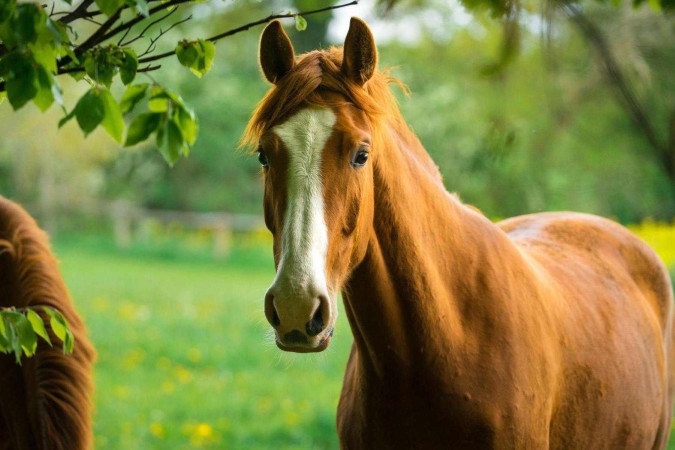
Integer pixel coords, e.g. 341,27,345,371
272,306,281,326
306,305,324,337
265,292,281,327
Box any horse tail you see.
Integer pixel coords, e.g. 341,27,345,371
0,197,95,450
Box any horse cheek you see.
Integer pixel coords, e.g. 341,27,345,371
346,185,373,274
263,175,286,269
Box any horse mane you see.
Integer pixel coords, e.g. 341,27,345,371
241,46,410,151
0,197,95,450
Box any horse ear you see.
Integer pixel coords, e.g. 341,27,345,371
342,17,377,86
259,20,296,84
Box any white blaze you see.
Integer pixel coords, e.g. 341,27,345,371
272,108,336,295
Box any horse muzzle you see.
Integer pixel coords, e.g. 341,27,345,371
275,326,334,353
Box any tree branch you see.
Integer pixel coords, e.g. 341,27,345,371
77,8,124,54
55,0,198,70
119,8,179,46
97,0,195,47
138,15,192,57
562,2,673,181
138,0,359,64
2,1,358,92
57,0,95,24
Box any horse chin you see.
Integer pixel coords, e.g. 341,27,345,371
276,332,333,353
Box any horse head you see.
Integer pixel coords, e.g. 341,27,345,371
247,18,380,352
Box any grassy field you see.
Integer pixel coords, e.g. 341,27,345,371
55,236,353,449
52,222,674,449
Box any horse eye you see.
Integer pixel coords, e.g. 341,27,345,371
351,148,369,168
258,148,269,168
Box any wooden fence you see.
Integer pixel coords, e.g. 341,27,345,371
111,201,265,258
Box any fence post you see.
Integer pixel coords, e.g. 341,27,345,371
112,201,134,249
213,222,233,259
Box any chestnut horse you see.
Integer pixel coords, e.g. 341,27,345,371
244,18,675,449
0,196,95,450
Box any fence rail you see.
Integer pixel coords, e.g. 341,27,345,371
111,201,265,258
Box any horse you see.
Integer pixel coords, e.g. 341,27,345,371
243,17,675,449
0,196,95,450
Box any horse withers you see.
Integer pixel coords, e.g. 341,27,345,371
0,197,95,450
244,18,675,449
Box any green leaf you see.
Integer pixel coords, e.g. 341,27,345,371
295,15,307,31
4,315,23,364
125,112,162,147
67,67,86,81
95,0,125,17
13,3,43,44
148,93,170,112
83,49,116,88
27,309,51,346
2,312,37,359
27,16,63,74
58,108,76,128
157,119,184,165
120,83,148,114
28,42,58,74
120,48,138,85
133,0,149,16
198,40,215,76
74,88,105,136
51,77,64,110
45,18,66,45
44,308,69,346
59,28,80,65
0,0,15,24
83,54,97,80
33,65,55,112
0,317,9,353
176,106,198,146
176,39,215,78
176,40,199,69
16,314,37,357
64,329,74,354
0,52,38,110
99,88,125,143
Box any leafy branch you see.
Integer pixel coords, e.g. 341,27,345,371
0,306,74,364
56,0,358,74
0,0,358,165
561,1,675,182
137,1,358,66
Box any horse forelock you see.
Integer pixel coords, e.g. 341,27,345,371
241,46,409,152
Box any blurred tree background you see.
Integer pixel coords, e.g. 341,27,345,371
0,0,673,227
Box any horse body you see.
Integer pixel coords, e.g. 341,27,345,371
0,197,95,450
337,146,673,447
248,18,674,449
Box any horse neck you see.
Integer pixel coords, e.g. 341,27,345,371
341,121,524,380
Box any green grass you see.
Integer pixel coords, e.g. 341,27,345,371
54,237,352,449
52,234,675,449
